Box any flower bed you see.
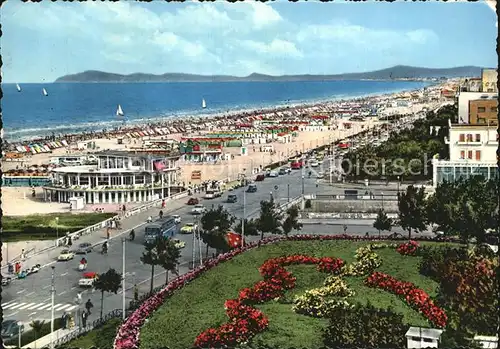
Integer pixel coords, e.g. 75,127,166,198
115,235,455,349
396,240,420,256
195,255,345,348
365,271,447,328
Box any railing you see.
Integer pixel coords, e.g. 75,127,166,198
314,194,399,200
52,309,126,348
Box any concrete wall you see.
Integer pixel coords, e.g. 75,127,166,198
309,199,398,213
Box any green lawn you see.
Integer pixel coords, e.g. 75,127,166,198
60,318,122,349
139,240,444,349
2,213,115,241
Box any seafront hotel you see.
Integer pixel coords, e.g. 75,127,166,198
42,150,182,204
432,68,499,187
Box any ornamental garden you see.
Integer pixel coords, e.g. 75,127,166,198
99,235,498,349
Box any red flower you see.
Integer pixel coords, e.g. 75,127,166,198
396,240,420,256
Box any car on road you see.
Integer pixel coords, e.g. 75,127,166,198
1,320,25,340
317,171,325,179
268,170,278,177
172,238,186,249
255,174,265,181
173,215,182,224
1,275,12,286
180,223,197,233
58,249,75,261
191,204,206,215
246,184,257,193
187,198,199,205
227,194,238,203
309,160,319,167
278,168,287,175
75,242,93,254
79,271,99,288
204,189,222,199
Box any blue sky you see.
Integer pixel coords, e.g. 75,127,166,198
1,1,497,83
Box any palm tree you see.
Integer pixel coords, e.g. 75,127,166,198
30,320,45,342
141,242,161,293
93,268,122,320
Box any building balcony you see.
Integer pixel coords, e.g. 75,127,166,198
456,140,483,146
43,182,182,192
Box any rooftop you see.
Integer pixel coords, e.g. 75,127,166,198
92,149,180,159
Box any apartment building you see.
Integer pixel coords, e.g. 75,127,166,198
468,99,498,125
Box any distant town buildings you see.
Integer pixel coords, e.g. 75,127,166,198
432,67,498,188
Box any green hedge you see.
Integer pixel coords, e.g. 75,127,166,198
3,213,115,242
4,318,63,347
57,318,122,349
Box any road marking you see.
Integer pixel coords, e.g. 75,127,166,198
17,289,26,294
37,303,53,310
2,302,19,309
71,286,77,290
42,297,51,302
18,303,37,310
25,291,35,297
4,311,19,317
58,291,67,296
42,285,51,290
8,302,27,310
61,272,68,276
53,304,72,311
65,305,78,312
28,303,45,310
1,300,16,307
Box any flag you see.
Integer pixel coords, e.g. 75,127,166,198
226,232,243,249
153,160,166,171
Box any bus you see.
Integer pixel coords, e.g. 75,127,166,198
144,216,178,245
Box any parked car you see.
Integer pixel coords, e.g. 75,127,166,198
1,275,12,286
79,272,99,288
1,320,24,340
191,204,206,215
180,223,197,234
269,171,279,178
227,194,238,203
187,198,199,205
255,174,265,181
278,168,287,175
246,184,257,193
173,215,182,224
58,249,75,261
75,243,93,254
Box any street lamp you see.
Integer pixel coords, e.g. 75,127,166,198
50,266,55,349
17,321,22,348
301,175,305,196
381,192,384,210
55,217,59,240
397,176,400,195
269,191,273,202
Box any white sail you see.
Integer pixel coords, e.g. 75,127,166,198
116,104,124,117
16,83,21,92
202,98,206,108
42,88,48,96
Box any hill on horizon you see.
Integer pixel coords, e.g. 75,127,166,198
55,65,483,83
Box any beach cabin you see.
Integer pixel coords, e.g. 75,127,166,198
180,138,223,162
405,327,443,349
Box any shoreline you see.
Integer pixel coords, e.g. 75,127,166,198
2,81,437,144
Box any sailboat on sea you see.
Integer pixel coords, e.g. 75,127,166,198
42,88,48,96
202,98,206,109
116,104,124,117
16,83,21,92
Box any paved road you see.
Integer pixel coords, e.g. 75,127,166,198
1,166,320,326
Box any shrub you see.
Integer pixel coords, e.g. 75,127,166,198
304,199,312,209
322,303,407,348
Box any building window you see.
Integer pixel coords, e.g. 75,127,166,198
111,176,121,186
467,151,473,159
135,175,145,184
123,176,132,185
460,150,465,159
478,107,486,113
116,158,124,168
492,106,498,112
475,151,481,161
475,134,481,142
466,134,473,142
99,176,110,186
80,176,89,186
459,134,465,142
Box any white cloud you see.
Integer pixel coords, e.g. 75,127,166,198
239,39,303,58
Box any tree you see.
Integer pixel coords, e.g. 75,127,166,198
397,185,428,239
156,238,182,284
93,268,122,320
373,209,393,237
200,205,235,256
282,205,303,237
141,241,161,293
256,199,282,240
233,218,259,238
30,320,45,341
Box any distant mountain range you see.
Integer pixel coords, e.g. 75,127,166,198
55,65,483,83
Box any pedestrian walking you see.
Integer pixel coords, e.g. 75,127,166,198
106,227,110,240
61,311,68,329
133,284,139,301
85,299,93,314
81,310,88,328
